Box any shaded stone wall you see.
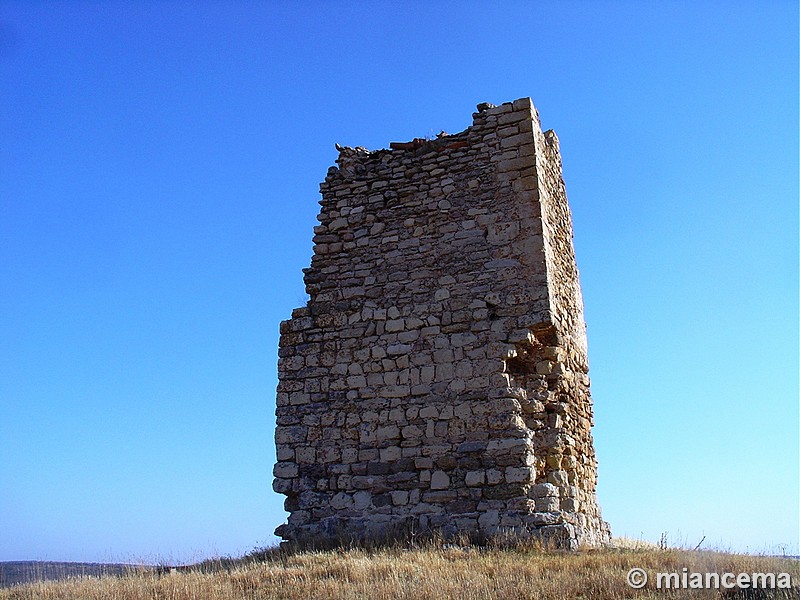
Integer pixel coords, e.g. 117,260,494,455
273,98,610,548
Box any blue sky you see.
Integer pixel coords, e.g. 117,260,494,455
0,1,797,563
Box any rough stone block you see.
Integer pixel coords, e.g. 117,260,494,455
430,470,450,490
465,471,485,487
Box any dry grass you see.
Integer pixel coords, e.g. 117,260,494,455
2,543,797,600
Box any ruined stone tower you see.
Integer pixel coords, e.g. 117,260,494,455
273,98,610,549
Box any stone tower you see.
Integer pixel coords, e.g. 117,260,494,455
273,98,610,549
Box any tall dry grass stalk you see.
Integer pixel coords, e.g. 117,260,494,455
2,544,797,600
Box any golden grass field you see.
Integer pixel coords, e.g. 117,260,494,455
2,540,797,600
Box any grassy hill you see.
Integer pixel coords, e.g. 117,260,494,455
1,541,797,599
0,562,151,589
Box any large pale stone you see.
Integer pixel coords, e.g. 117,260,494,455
430,470,450,490
465,471,485,487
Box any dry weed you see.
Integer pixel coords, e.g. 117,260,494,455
1,545,797,600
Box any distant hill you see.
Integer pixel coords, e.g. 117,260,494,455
0,561,149,588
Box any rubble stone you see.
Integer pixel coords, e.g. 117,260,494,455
273,98,610,549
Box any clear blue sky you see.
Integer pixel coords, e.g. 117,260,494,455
0,1,796,564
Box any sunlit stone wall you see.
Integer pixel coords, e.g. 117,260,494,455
273,98,610,549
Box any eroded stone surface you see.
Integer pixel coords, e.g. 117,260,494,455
273,98,610,549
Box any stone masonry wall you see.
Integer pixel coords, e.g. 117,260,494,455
273,98,610,549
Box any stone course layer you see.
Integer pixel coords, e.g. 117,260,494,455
273,98,610,549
